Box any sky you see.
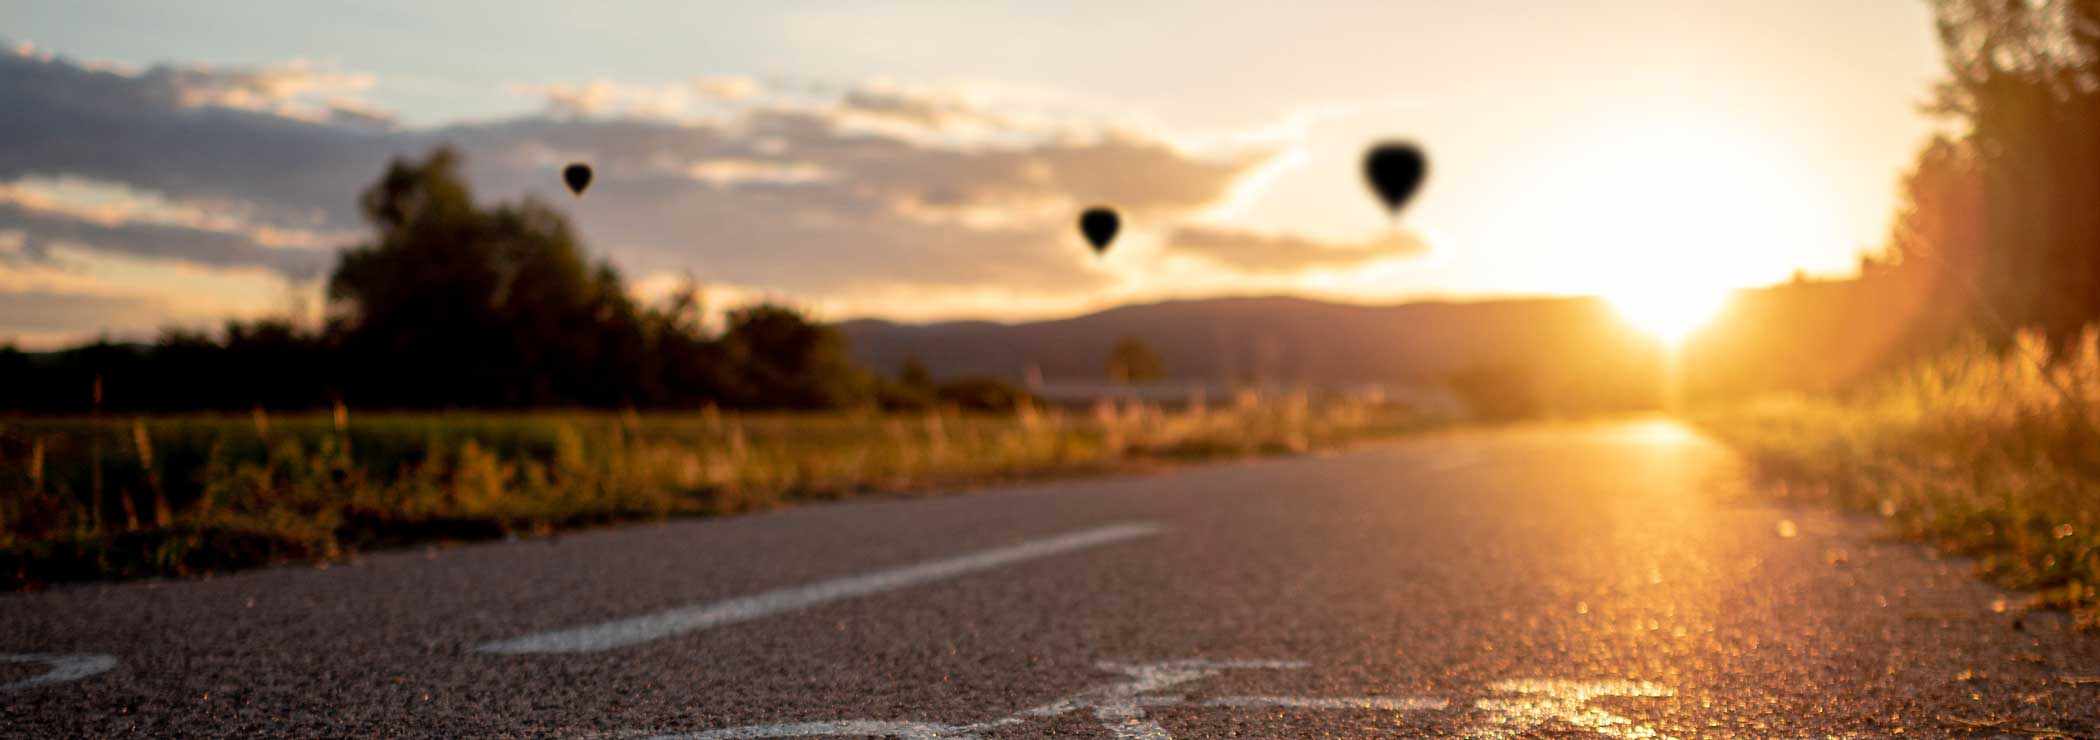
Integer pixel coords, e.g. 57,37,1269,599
1,1,1947,347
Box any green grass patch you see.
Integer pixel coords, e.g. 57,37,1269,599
1,398,1439,588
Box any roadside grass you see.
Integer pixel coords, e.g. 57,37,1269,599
1693,330,2100,628
0,397,1438,588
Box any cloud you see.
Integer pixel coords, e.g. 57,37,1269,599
512,80,691,118
0,199,336,279
509,75,767,118
835,82,1035,139
679,158,834,186
692,76,763,102
1,45,1386,342
419,88,1267,293
0,239,318,342
0,288,162,334
149,59,380,122
0,48,414,230
323,99,396,128
1164,225,1427,273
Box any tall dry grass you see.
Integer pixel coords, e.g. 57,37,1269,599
0,396,1436,587
1697,329,2100,626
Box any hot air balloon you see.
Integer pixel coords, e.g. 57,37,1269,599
1362,142,1426,218
562,163,593,197
1078,207,1120,255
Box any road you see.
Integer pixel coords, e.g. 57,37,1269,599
4,419,2097,738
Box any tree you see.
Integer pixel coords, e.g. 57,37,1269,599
1876,135,1990,350
636,278,726,408
898,355,933,391
717,304,869,409
875,354,938,411
1899,0,2100,346
328,147,645,407
934,376,1032,412
1107,338,1164,384
0,147,881,412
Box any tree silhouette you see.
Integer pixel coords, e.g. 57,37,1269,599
1897,0,2100,346
330,147,646,406
1108,338,1165,384
717,304,869,409
0,147,876,412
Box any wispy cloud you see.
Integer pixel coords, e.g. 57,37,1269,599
152,59,383,123
0,44,1428,344
0,288,163,334
506,76,766,119
1164,225,1427,273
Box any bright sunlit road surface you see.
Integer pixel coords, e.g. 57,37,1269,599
4,419,2097,738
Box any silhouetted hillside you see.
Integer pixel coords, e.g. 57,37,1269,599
838,295,1666,413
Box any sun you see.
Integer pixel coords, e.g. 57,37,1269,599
1606,282,1727,344
1529,106,1816,345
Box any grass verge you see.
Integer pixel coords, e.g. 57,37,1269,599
1,397,1438,589
1693,331,2100,628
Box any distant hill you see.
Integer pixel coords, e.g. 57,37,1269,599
835,295,1661,396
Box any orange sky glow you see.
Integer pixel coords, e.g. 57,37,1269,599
1,1,1946,346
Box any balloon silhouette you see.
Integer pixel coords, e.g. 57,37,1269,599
1078,207,1120,254
562,163,593,197
1362,142,1427,217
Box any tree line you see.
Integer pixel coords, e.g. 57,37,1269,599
1678,0,2100,397
1875,0,2100,351
0,148,1018,413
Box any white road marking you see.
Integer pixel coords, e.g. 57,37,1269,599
616,665,1696,739
1469,679,1678,740
667,721,974,739
0,653,117,691
635,660,1451,739
478,522,1164,654
1206,695,1450,711
1036,660,1308,740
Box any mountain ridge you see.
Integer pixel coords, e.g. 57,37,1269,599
834,293,1658,387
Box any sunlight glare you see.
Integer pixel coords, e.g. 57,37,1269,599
1608,282,1726,343
1546,106,1801,344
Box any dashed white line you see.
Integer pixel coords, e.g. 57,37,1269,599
478,522,1164,654
621,660,1455,740
661,720,968,739
0,653,117,691
1207,696,1450,711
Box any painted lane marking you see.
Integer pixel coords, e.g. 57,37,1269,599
1206,695,1449,711
671,721,969,739
616,662,1696,739
478,522,1164,654
1024,660,1311,740
635,660,1448,739
1469,679,1678,740
0,653,117,691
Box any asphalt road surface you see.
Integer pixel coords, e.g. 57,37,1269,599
5,419,2098,739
